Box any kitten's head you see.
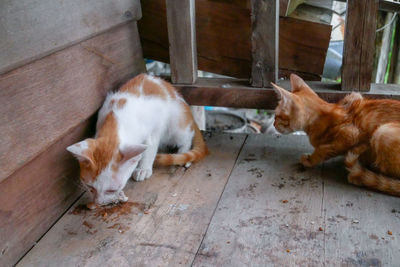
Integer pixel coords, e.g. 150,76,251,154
67,139,146,206
271,74,321,134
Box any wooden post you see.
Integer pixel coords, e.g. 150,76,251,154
251,0,279,87
341,0,379,91
166,0,197,84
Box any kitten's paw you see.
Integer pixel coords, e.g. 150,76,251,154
118,191,128,202
300,154,313,168
133,168,153,182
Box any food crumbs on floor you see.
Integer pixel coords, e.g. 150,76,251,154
172,193,178,197
144,210,149,214
281,200,288,203
388,231,393,235
319,227,323,231
226,241,230,244
286,249,290,253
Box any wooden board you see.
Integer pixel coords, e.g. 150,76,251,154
17,133,247,266
0,22,146,183
192,134,400,266
138,0,332,80
0,117,95,266
0,0,141,75
250,0,279,87
192,134,326,266
166,0,197,84
173,78,400,109
341,0,379,91
322,158,400,265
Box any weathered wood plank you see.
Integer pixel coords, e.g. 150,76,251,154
173,78,400,109
0,22,145,183
322,158,400,265
250,0,279,87
342,0,379,91
0,117,95,267
0,0,141,75
192,134,326,266
166,0,197,84
18,133,247,267
139,0,331,80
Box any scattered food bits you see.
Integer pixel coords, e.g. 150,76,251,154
319,227,323,231
352,219,359,224
172,193,178,197
281,200,288,204
143,210,149,214
286,249,290,253
388,231,393,235
285,224,289,227
103,212,108,218
310,221,315,225
226,241,230,244
195,188,200,193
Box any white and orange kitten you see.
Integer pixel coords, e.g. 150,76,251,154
67,74,208,206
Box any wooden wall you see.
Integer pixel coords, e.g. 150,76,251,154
0,1,146,265
139,0,332,81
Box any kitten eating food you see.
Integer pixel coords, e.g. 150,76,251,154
67,74,208,207
272,74,400,196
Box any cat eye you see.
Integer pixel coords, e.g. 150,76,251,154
105,189,117,194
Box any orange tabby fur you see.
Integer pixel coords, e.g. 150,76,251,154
272,74,400,197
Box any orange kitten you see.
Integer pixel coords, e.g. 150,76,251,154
272,74,400,196
67,74,208,206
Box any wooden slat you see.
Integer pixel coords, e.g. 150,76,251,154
0,0,141,75
0,117,94,266
166,0,197,84
250,0,279,87
17,133,247,266
322,158,400,265
173,78,400,109
192,134,326,265
192,134,400,266
379,0,400,13
0,22,146,183
139,0,331,80
341,0,379,91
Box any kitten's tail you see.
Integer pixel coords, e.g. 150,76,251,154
155,124,208,166
345,149,400,197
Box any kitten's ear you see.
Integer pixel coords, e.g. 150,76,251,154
120,144,147,164
271,82,293,104
290,74,312,93
66,139,94,165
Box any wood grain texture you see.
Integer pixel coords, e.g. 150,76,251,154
0,22,146,183
0,117,95,267
341,0,379,91
192,134,325,266
139,0,331,80
250,0,279,87
166,0,197,84
0,0,141,75
173,78,400,109
192,134,400,266
17,133,247,267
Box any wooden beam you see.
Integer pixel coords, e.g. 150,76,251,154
0,22,145,183
251,0,279,87
165,0,197,84
173,78,400,109
341,0,379,91
379,0,400,13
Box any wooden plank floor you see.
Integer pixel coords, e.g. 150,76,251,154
18,134,400,266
